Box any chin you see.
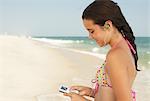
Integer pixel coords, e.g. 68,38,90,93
99,44,105,47
96,42,103,47
97,42,106,47
96,40,105,47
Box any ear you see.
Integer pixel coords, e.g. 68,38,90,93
104,20,113,30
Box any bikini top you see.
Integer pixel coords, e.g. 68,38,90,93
96,60,112,87
93,61,136,101
91,60,112,94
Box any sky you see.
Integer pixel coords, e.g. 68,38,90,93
0,0,149,37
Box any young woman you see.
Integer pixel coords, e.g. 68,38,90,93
64,0,139,101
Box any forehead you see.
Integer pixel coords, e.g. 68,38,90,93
83,19,95,28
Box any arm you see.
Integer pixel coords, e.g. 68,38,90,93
106,51,133,101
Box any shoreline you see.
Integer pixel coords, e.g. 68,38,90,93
32,37,106,60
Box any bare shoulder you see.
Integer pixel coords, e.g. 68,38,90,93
106,48,125,63
106,48,127,71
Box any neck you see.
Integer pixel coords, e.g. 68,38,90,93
109,30,124,49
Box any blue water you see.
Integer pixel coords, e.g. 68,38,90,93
135,37,150,69
33,36,150,70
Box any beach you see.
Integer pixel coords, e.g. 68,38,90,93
0,35,149,101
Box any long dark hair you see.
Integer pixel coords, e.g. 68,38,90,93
82,0,140,71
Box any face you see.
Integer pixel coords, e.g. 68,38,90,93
83,19,110,47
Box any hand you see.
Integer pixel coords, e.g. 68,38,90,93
64,92,89,101
70,85,93,97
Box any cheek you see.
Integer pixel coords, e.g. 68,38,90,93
95,32,106,45
95,32,105,41
95,35,103,44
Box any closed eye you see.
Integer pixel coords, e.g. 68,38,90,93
90,30,94,34
87,29,94,34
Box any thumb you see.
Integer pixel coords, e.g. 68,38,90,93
63,93,72,98
79,91,87,96
70,86,81,91
70,86,84,92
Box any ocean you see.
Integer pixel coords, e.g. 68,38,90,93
33,36,150,70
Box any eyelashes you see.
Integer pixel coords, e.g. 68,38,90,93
90,30,94,34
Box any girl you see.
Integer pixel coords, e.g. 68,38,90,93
64,0,139,101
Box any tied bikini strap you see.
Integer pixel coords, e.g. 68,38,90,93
125,39,136,54
112,38,136,54
121,30,136,54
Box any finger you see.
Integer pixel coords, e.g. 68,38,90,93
63,92,74,98
70,86,83,91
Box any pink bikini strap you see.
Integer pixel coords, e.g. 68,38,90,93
121,30,136,54
112,37,136,55
125,39,136,54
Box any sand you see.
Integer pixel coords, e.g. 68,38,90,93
0,35,100,101
0,35,149,101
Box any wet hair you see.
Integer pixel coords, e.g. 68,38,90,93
82,0,140,71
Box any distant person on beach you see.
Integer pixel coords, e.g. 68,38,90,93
64,0,139,101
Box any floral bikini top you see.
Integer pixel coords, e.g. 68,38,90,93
91,60,112,94
95,60,112,87
91,60,136,101
97,61,112,87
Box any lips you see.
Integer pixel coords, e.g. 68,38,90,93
96,40,100,43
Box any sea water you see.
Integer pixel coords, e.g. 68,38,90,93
33,36,150,70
